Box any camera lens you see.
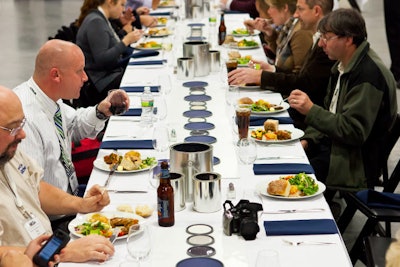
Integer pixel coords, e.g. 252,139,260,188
240,218,260,240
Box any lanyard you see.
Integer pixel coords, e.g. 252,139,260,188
0,167,33,220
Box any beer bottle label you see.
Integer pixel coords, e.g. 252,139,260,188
158,198,170,218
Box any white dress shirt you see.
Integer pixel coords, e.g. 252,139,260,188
13,78,106,194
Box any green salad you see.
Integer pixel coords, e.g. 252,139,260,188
287,173,319,196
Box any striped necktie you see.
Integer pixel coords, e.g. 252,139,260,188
54,105,79,195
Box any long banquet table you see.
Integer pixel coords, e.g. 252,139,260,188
60,12,352,267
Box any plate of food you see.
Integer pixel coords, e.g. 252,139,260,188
231,28,260,37
158,0,177,7
93,151,157,173
156,17,168,27
68,212,143,240
250,124,304,143
257,173,325,199
135,41,162,50
249,99,289,115
145,27,172,37
237,55,252,67
237,39,259,50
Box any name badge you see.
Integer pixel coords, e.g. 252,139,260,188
24,216,46,240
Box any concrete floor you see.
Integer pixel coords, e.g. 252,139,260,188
0,0,399,266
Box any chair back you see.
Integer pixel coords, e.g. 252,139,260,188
382,113,400,190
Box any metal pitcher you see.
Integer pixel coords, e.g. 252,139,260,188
169,142,213,202
183,41,210,77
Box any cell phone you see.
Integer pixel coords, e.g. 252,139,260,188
33,229,70,267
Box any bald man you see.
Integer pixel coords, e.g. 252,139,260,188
13,40,129,229
0,85,114,263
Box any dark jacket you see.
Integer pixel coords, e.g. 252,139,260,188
260,40,336,129
304,41,398,190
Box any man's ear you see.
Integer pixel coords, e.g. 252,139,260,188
49,67,61,82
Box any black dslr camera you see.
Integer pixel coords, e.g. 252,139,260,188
223,199,263,240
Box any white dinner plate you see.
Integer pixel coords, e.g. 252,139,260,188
134,45,162,50
237,44,260,50
256,179,326,200
231,30,260,37
68,211,143,240
251,102,290,115
250,127,304,143
93,158,156,173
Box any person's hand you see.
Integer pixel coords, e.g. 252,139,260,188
80,184,110,213
228,68,262,86
300,139,308,150
59,235,114,263
255,18,274,36
243,19,256,32
0,250,33,267
140,15,158,27
122,29,144,45
219,0,228,9
24,234,52,259
98,89,130,117
248,58,274,71
287,89,314,115
136,6,150,15
120,8,135,25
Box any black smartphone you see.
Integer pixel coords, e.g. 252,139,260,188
33,229,70,267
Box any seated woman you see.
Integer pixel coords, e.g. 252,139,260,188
246,0,313,74
76,0,143,107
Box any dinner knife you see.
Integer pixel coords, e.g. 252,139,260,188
104,164,118,188
256,156,305,160
262,208,325,214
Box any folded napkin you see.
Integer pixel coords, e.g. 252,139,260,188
121,108,142,116
128,60,165,66
264,219,338,236
250,116,293,126
357,189,400,210
100,140,153,149
131,50,159,59
149,11,171,16
120,86,160,93
253,163,314,175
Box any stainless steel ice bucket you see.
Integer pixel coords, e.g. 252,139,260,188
169,142,213,202
185,0,210,19
170,172,186,212
193,172,221,213
183,41,210,77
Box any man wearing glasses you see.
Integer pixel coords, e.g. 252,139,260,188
228,0,336,130
287,8,398,199
0,86,114,263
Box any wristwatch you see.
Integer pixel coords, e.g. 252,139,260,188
95,104,108,120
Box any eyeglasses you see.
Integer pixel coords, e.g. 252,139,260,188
0,118,26,136
320,35,340,44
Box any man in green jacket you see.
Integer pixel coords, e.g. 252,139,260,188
287,8,398,198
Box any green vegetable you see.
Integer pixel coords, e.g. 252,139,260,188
140,157,157,169
288,173,319,195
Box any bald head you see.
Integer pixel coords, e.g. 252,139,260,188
0,85,23,125
33,39,83,79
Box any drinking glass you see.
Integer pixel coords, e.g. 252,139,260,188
126,224,151,266
153,96,168,122
235,104,251,140
107,89,127,115
255,249,280,267
158,74,172,95
152,124,170,152
237,138,257,164
225,85,239,106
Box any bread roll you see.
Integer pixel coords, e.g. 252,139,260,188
135,205,154,218
238,97,254,105
267,179,290,197
117,204,134,213
264,119,279,132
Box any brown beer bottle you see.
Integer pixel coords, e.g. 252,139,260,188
218,13,226,45
157,161,174,227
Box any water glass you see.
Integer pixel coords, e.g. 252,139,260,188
158,74,172,95
153,96,168,122
126,224,151,266
237,138,257,164
225,85,239,106
152,124,170,152
255,249,280,267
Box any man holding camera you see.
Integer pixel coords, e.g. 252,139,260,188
0,85,114,263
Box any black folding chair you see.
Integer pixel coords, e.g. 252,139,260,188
365,236,396,267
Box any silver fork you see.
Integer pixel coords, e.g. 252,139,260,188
283,239,336,246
